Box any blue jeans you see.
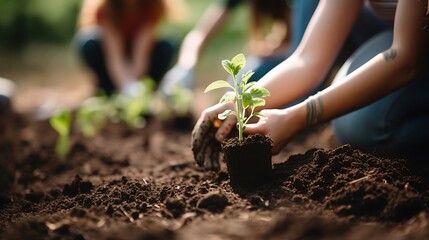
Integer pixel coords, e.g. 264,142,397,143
331,31,429,161
74,27,176,95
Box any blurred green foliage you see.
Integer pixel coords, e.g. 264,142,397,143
0,0,82,49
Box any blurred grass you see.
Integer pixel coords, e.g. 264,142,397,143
0,0,250,110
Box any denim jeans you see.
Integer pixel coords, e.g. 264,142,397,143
331,30,429,161
74,27,176,95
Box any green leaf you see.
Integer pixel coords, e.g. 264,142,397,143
76,108,105,137
218,109,233,120
252,98,266,108
49,109,71,136
204,80,234,93
221,60,235,76
219,91,235,103
243,81,256,92
231,53,246,75
253,112,265,118
250,87,270,98
242,92,252,109
241,70,254,85
141,76,156,92
171,86,193,115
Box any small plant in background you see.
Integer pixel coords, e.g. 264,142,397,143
204,53,270,141
49,108,72,157
76,92,112,138
48,76,189,157
114,77,156,129
170,85,193,117
49,77,161,157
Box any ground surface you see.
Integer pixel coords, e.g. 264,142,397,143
1,45,429,240
1,104,429,240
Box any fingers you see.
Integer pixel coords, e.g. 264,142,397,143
191,102,236,171
244,112,269,137
271,144,282,155
191,109,222,171
203,138,221,171
244,121,264,135
191,117,214,166
215,115,236,141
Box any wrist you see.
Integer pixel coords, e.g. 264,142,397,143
304,93,324,128
287,101,308,133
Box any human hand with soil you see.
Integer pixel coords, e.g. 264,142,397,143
191,102,236,171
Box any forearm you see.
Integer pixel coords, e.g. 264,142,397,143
104,43,133,88
253,0,363,110
132,27,155,78
254,54,331,110
106,58,133,87
102,24,133,88
318,0,428,123
177,3,230,69
275,47,418,140
320,49,418,122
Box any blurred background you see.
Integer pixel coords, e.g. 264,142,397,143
0,0,248,116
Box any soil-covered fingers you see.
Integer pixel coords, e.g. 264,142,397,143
191,119,222,171
191,102,235,170
191,116,214,166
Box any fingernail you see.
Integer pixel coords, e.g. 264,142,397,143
215,132,224,141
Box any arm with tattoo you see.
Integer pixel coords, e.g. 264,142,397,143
383,48,397,62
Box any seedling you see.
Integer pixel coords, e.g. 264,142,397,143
114,77,156,128
204,53,270,142
76,93,111,138
170,85,193,116
49,108,72,157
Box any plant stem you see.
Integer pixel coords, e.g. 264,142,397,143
233,75,244,142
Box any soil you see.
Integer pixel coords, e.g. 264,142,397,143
1,107,429,240
222,134,272,188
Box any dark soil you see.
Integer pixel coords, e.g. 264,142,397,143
222,134,272,188
1,109,429,240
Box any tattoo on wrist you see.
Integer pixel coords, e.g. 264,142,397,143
383,48,397,62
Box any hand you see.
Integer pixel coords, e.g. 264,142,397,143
191,102,236,171
120,79,144,98
158,65,194,100
245,107,305,155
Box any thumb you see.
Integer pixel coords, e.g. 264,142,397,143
244,121,264,135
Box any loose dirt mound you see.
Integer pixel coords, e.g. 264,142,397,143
275,146,427,221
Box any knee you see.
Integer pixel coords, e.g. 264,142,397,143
331,111,380,150
74,28,103,59
153,38,178,59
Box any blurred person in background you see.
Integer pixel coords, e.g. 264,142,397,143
75,0,180,97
